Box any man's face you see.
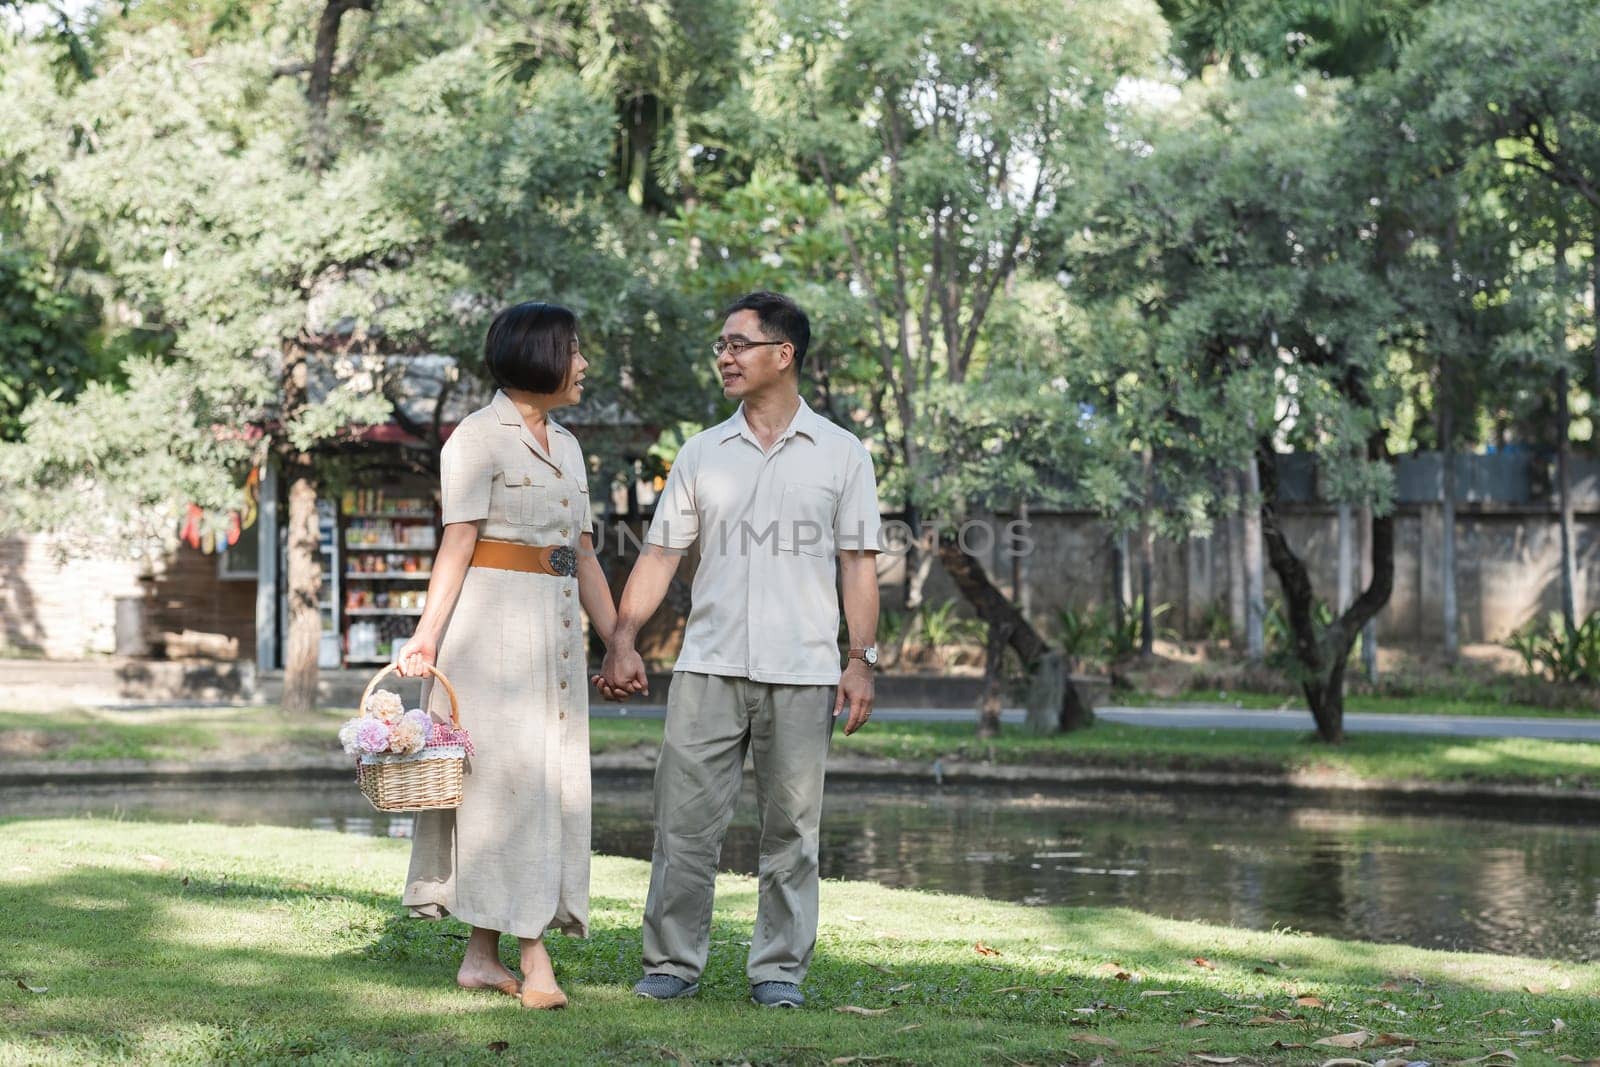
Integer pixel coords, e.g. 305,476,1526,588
716,310,790,400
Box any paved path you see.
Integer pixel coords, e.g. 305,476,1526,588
589,702,1600,741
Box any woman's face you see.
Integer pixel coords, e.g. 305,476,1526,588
554,337,589,409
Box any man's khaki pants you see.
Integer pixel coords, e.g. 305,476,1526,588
641,671,835,985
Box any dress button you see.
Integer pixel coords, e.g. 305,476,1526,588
563,619,572,629
564,588,572,598
523,476,531,485
561,528,570,538
559,711,566,720
560,680,568,690
562,649,570,659
561,498,570,507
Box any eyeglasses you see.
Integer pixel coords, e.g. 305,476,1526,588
711,339,783,357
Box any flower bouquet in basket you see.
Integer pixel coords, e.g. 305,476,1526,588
339,664,473,813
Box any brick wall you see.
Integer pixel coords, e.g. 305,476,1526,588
0,534,255,660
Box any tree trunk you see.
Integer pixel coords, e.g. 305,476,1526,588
1360,504,1378,683
282,467,323,713
1336,503,1353,612
1557,367,1578,631
1258,439,1395,744
976,614,1014,739
1242,461,1265,662
937,533,1093,733
306,0,374,172
1138,448,1155,657
1110,529,1130,640
1556,225,1578,631
1228,508,1247,645
1440,367,1459,661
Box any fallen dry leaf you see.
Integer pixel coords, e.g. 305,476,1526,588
1072,1035,1119,1048
486,1042,509,1054
893,1025,922,1034
1193,1057,1238,1064
1192,957,1217,971
15,979,47,995
974,942,1001,957
1318,1060,1372,1067
1181,1018,1210,1030
1555,1058,1600,1066
1374,1033,1417,1046
1553,1018,1567,1033
1457,1052,1519,1065
1113,971,1134,982
843,914,865,923
137,854,170,870
834,1006,890,1017
1375,1056,1416,1067
993,986,1039,994
1313,1030,1371,1050
1296,995,1328,1008
886,982,913,994
1270,1041,1308,1050
1140,990,1176,998
1525,984,1547,995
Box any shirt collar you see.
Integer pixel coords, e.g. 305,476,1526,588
492,388,573,438
717,398,820,446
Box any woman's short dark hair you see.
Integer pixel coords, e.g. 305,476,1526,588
723,290,810,378
484,301,578,394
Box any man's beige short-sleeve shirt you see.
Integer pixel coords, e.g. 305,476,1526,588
646,400,882,685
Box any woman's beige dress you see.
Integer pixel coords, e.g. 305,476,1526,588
404,389,592,939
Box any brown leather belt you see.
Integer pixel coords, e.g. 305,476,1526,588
470,539,578,577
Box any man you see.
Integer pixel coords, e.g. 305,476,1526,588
596,290,881,1009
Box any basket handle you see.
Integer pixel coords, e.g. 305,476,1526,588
360,662,461,730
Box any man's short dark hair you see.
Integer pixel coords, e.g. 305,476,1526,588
723,290,810,379
484,301,578,394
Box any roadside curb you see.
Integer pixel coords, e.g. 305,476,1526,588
5,751,1599,811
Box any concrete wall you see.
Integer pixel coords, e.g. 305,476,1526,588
907,505,1599,645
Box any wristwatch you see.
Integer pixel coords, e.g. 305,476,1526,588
847,646,879,669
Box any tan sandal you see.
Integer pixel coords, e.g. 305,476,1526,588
458,977,521,998
521,986,568,1010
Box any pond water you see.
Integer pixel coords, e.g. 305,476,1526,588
5,774,1598,961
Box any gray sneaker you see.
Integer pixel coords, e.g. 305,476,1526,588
633,973,699,1000
750,981,804,1008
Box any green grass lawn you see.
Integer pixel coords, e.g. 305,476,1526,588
593,717,1600,790
6,706,1600,791
1115,687,1600,719
2,819,1595,1066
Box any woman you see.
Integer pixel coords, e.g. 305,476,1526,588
394,301,616,1010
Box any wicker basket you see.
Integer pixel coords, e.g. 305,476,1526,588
356,663,467,813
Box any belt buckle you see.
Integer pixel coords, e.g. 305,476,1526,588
548,545,577,577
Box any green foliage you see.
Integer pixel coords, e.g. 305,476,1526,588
1507,611,1600,685
913,599,987,648
0,246,101,440
1053,596,1172,666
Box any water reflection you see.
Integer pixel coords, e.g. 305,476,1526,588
4,775,1597,961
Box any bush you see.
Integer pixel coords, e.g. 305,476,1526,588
1507,611,1600,684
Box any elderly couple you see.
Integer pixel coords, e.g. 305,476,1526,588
393,291,882,1010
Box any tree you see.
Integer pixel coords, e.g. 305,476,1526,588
676,0,1168,734
0,4,702,706
1384,0,1600,631
1072,75,1402,742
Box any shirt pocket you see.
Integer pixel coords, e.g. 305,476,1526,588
499,469,552,527
778,482,836,558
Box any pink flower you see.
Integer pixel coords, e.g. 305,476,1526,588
356,718,391,755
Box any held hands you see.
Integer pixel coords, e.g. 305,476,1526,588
592,644,648,702
834,659,875,735
394,633,437,678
